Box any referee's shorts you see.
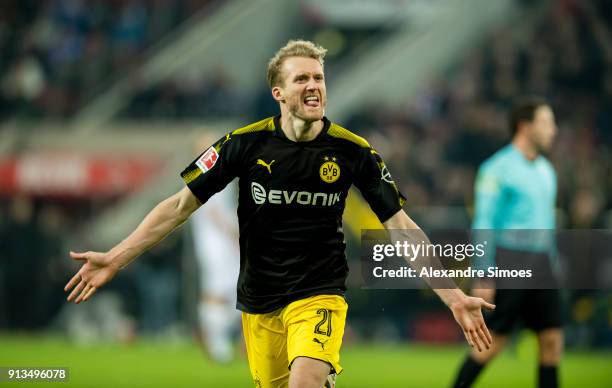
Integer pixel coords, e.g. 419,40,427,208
484,248,563,334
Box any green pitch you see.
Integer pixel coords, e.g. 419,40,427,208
0,334,609,387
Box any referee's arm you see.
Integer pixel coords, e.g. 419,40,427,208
472,168,503,296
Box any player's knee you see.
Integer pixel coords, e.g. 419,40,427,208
538,330,563,365
289,357,330,388
471,346,497,364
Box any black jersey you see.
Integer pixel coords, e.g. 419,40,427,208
181,116,405,313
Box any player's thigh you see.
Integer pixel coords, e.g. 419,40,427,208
282,295,348,375
242,311,290,388
289,357,331,388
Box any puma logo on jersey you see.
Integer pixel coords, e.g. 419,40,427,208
257,159,275,174
313,338,328,350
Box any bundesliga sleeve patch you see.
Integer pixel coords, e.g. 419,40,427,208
196,146,219,173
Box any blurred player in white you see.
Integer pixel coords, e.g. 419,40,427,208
192,173,240,363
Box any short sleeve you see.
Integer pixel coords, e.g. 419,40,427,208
180,133,241,204
472,164,502,229
354,148,406,223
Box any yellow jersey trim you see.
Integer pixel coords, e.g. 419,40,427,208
182,168,202,184
231,117,275,135
327,123,370,148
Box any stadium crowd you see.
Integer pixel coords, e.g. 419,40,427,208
0,0,221,119
344,0,612,229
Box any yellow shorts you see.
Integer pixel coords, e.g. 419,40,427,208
242,294,348,388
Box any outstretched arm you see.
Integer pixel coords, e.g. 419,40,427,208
383,209,495,352
64,186,201,303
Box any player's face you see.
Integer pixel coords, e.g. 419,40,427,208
274,57,327,122
528,105,557,153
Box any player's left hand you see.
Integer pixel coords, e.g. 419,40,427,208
450,296,495,352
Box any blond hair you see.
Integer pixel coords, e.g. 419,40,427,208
267,40,327,88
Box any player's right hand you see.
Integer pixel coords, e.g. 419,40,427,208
64,251,119,304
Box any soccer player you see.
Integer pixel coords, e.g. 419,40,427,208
191,182,241,363
65,40,494,388
452,97,562,388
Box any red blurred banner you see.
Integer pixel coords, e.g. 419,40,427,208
0,153,162,197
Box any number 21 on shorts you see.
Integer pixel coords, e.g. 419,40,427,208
314,308,332,336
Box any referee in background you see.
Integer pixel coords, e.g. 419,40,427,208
452,97,562,388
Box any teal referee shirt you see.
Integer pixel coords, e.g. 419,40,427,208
472,144,557,270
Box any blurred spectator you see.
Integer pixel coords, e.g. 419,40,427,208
133,231,182,336
0,195,47,329
37,204,71,324
0,52,46,118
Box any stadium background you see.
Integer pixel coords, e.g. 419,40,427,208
0,0,610,386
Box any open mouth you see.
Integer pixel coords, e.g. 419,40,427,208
304,95,320,108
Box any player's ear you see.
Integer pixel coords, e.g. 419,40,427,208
271,86,284,102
